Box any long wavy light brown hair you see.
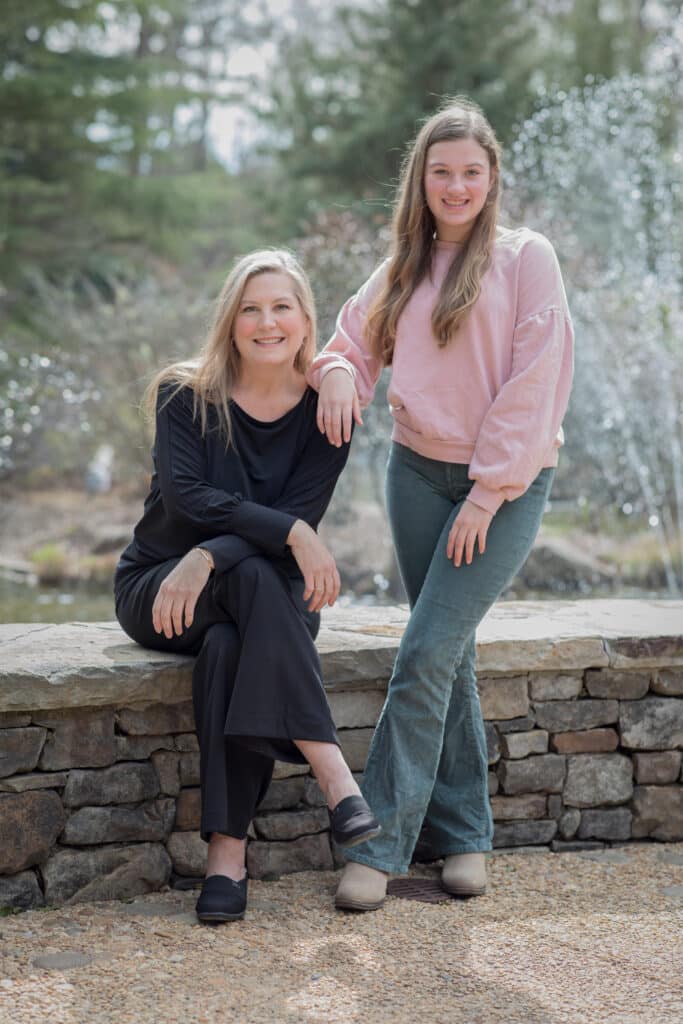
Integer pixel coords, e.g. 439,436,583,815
144,249,317,446
366,97,502,363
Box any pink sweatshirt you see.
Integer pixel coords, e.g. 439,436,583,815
307,227,574,515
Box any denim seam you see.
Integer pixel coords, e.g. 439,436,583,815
410,656,471,860
404,661,460,869
463,679,490,831
365,650,463,873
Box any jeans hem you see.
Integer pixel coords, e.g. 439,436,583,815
343,848,408,875
437,840,493,857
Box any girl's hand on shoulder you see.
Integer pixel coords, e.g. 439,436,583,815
316,368,363,448
152,548,213,638
446,499,493,568
287,519,341,612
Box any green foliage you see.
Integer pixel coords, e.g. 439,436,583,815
1,0,115,282
0,272,206,479
30,542,69,582
543,0,653,85
292,209,394,507
254,0,663,232
3,0,680,598
0,0,253,292
259,0,540,224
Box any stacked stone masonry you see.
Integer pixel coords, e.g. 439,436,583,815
1,600,682,910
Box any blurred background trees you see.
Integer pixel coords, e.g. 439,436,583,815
2,0,682,600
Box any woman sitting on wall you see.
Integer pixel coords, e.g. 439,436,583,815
114,250,380,923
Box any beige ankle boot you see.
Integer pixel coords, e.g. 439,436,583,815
441,853,487,897
335,861,387,911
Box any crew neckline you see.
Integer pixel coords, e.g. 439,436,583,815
230,387,309,426
434,238,465,250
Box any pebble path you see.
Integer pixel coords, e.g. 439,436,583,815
1,843,682,1024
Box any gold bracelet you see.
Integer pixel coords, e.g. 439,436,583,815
194,547,214,572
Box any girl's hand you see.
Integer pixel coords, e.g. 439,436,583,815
446,500,493,568
287,519,341,612
152,548,212,638
316,368,363,447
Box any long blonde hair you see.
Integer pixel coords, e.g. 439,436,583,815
366,96,502,363
144,249,317,446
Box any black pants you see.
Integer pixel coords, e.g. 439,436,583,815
115,554,338,841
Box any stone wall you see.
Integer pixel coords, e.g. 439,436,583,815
1,600,682,911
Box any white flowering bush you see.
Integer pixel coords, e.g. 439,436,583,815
1,276,206,482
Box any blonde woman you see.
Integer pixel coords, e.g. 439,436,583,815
308,98,574,910
115,250,379,923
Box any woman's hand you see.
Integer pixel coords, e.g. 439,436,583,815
316,368,363,447
152,548,213,638
446,500,493,568
287,519,341,612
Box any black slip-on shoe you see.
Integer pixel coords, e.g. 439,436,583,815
195,873,247,923
329,795,382,849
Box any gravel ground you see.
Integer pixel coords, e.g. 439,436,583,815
1,843,682,1024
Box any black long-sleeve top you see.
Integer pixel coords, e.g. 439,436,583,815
117,384,351,577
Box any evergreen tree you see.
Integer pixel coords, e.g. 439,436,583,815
544,0,652,85
259,0,540,221
0,0,251,295
0,1,116,282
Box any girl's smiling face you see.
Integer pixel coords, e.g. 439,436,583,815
423,137,494,242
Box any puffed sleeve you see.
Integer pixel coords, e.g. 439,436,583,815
467,234,574,515
156,385,297,554
306,261,389,407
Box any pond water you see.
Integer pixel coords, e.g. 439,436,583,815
0,574,667,627
0,578,115,624
0,578,393,623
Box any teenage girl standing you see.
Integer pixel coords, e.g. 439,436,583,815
307,97,574,910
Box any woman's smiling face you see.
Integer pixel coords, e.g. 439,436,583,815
233,272,308,369
423,137,494,242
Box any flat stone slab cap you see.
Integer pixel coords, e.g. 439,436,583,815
1,599,682,712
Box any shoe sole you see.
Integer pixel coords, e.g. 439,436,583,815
441,884,487,898
334,896,385,912
196,910,245,923
333,825,383,850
